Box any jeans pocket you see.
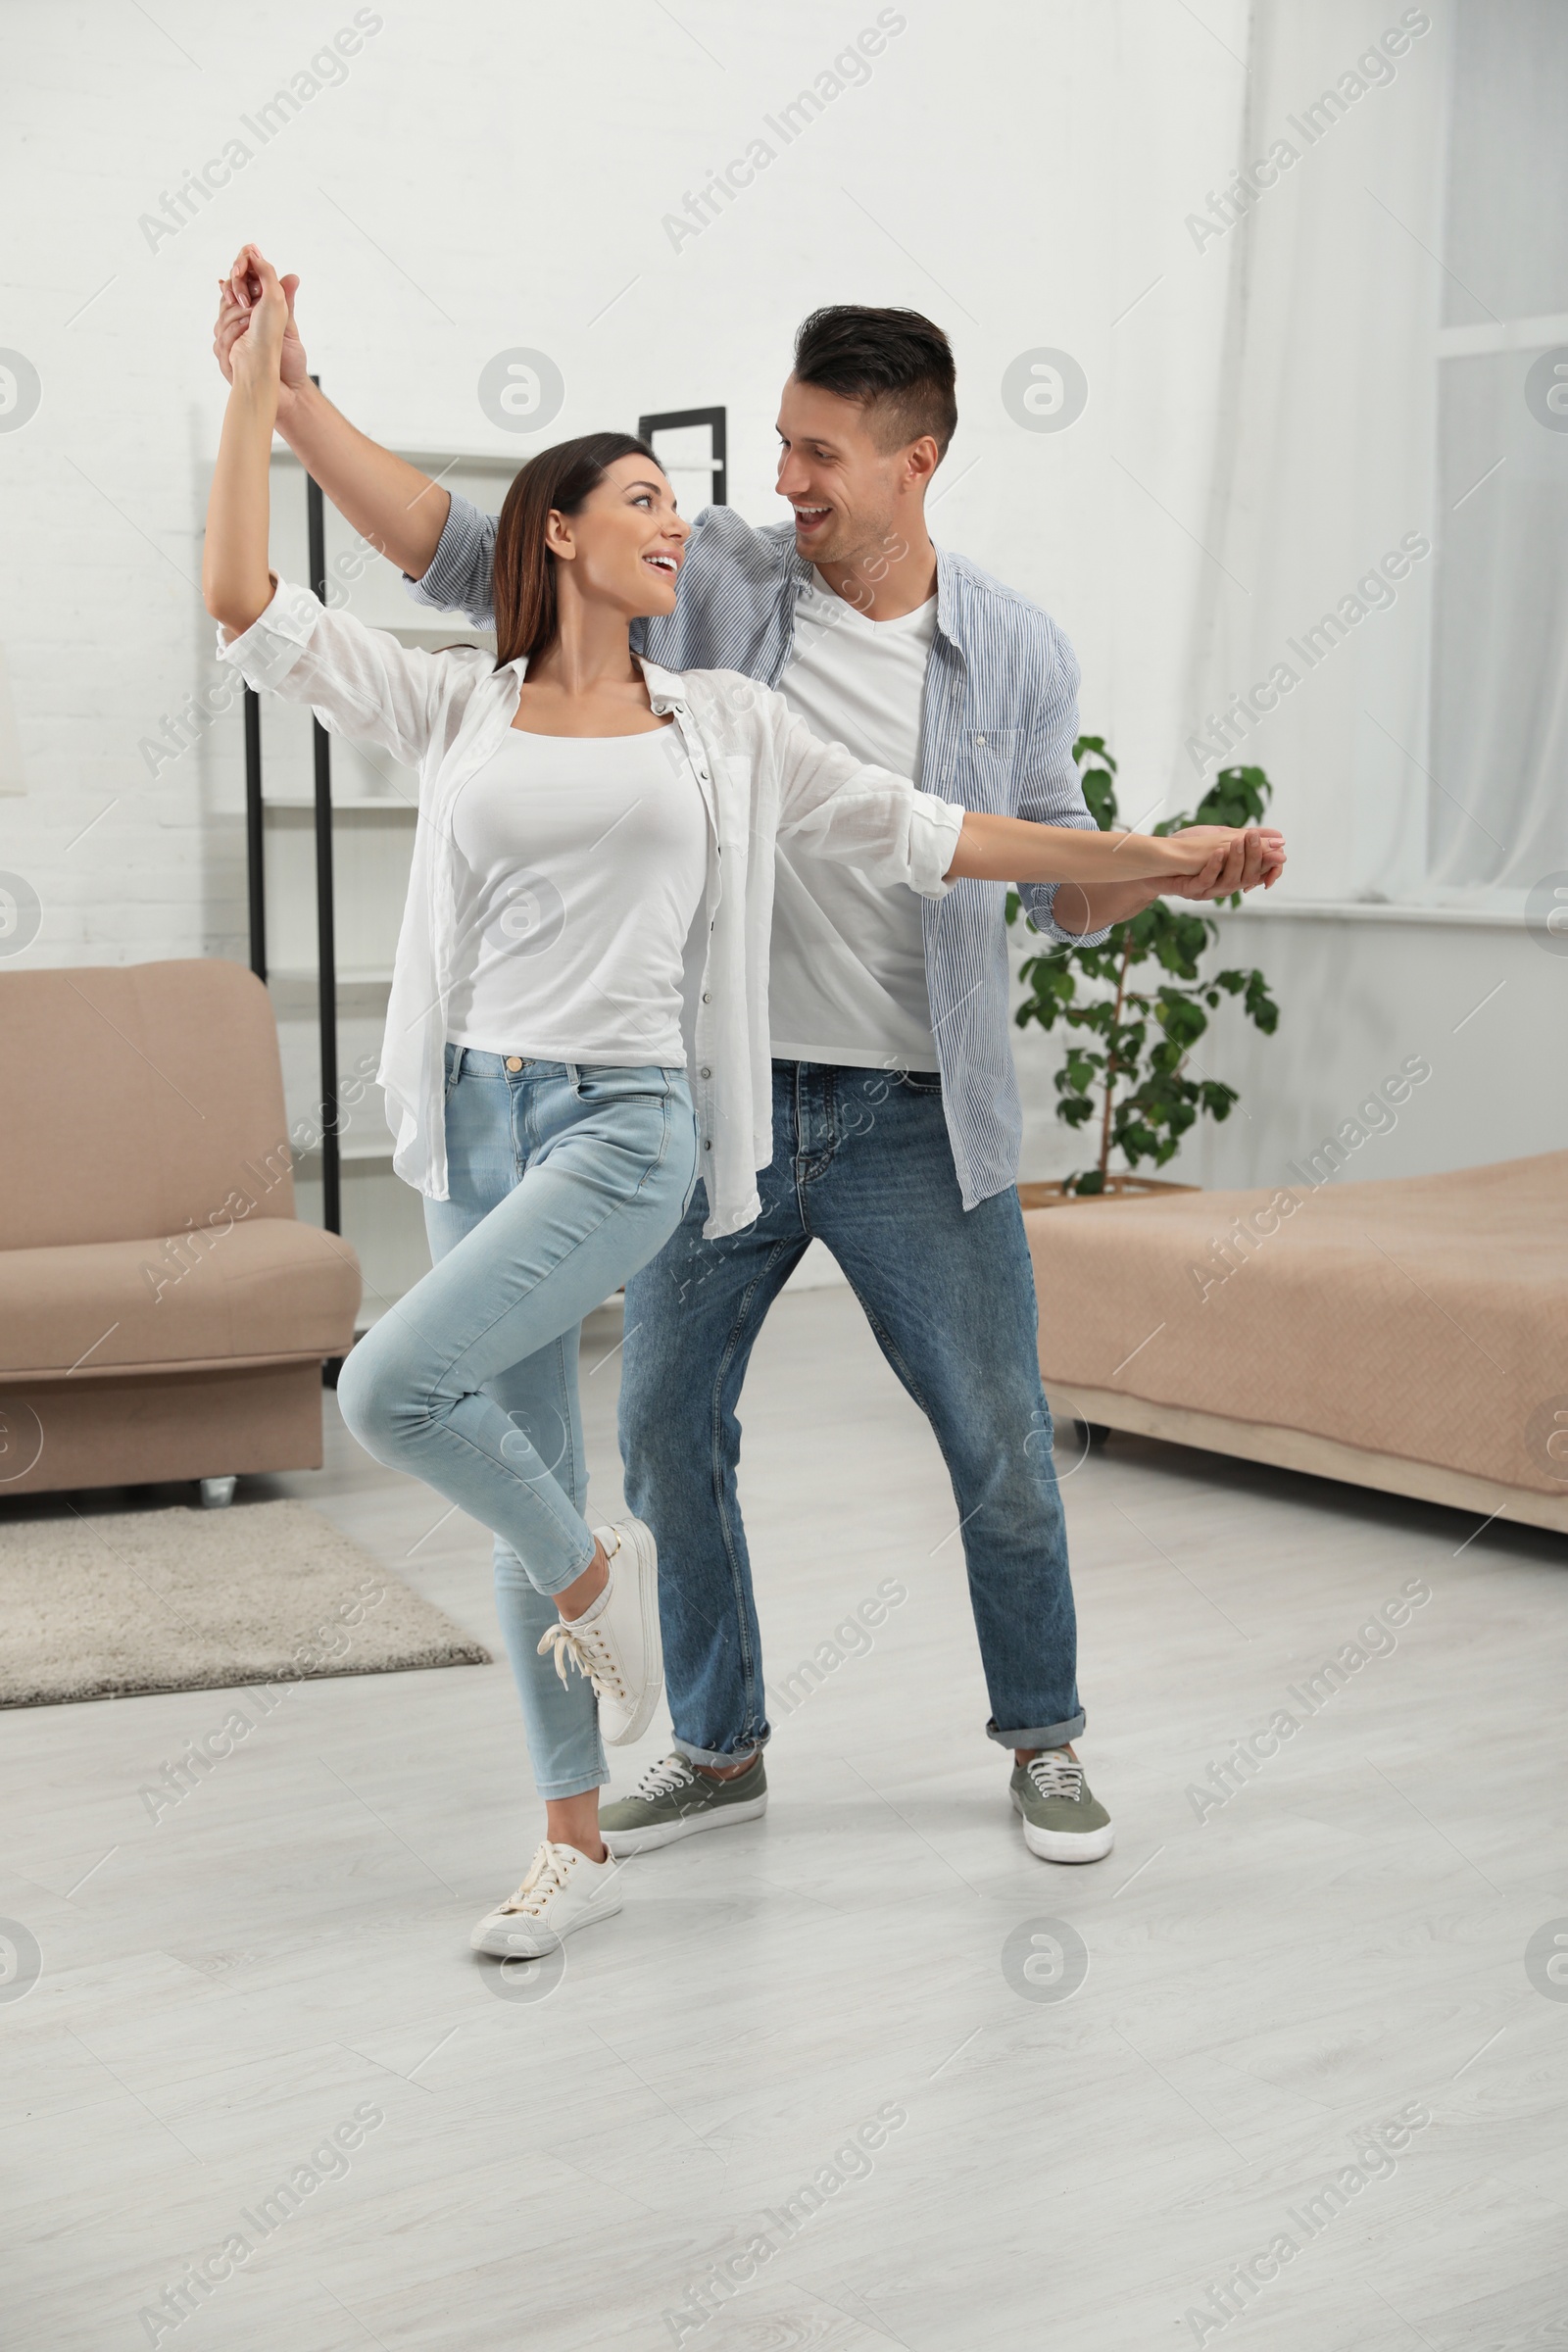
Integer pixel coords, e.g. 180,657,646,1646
678,1135,702,1217
572,1064,673,1104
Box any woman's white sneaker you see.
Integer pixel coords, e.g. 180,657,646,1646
536,1517,662,1744
468,1839,622,1958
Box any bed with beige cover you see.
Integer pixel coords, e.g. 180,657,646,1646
1023,1152,1568,1537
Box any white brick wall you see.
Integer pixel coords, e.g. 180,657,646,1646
0,0,1241,966
4,0,1556,1202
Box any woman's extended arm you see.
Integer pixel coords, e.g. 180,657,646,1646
203,246,287,636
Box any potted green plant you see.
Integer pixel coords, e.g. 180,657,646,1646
1007,736,1281,1200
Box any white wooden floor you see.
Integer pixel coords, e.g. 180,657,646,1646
4,1287,1567,2351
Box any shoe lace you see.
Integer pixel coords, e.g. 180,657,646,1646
537,1613,629,1703
502,1842,572,1917
1025,1751,1084,1803
634,1754,696,1802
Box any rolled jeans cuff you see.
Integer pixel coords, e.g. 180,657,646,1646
987,1710,1086,1751
670,1731,769,1769
535,1766,608,1800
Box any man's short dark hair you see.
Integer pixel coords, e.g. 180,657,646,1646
791,305,957,458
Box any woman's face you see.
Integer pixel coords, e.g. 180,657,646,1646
547,456,690,619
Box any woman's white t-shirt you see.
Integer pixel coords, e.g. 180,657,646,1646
445,723,708,1067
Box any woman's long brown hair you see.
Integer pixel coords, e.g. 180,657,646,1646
491,431,658,668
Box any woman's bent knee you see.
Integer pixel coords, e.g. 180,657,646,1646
336,1326,420,1462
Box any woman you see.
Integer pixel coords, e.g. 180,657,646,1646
206,249,1281,1961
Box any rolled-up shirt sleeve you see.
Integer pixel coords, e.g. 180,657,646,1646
769,699,965,897
217,578,454,770
404,489,499,628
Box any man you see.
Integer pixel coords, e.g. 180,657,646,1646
214,273,1275,1867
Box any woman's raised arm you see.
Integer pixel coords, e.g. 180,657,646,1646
203,245,466,776
203,245,287,637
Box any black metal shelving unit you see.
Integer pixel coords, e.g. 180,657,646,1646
242,380,343,1382
244,686,265,979
637,406,727,508
243,377,341,1242
304,436,341,1242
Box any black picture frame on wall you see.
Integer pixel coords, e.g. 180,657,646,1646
637,406,727,511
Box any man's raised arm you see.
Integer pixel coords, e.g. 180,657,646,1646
213,247,466,591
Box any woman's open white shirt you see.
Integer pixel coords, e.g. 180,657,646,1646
218,581,964,1237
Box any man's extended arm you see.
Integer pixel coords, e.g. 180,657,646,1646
1010,616,1274,930
214,258,452,579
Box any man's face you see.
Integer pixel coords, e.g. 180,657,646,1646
774,376,922,570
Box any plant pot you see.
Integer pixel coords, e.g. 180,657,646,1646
1017,1174,1200,1210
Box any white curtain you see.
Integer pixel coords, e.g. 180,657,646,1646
1425,0,1568,894
1175,1,1448,904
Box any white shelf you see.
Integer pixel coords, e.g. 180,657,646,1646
269,966,395,987
391,447,523,472
263,795,416,813
294,1136,393,1164
1217,899,1531,931
270,444,519,472
390,622,496,648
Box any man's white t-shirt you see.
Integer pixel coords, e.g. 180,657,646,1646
768,574,940,1070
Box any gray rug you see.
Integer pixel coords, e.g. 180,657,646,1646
0,1497,491,1707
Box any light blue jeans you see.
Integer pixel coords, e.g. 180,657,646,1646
336,1047,697,1797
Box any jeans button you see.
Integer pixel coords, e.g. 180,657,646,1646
505,1056,523,1072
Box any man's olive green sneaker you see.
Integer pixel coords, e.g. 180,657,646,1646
601,1751,767,1856
1009,1751,1114,1863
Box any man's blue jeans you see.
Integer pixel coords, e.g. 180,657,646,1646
619,1060,1084,1764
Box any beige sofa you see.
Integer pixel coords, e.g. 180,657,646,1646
0,959,361,1500
1024,1153,1568,1536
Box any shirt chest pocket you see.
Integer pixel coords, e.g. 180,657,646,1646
961,726,1019,810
